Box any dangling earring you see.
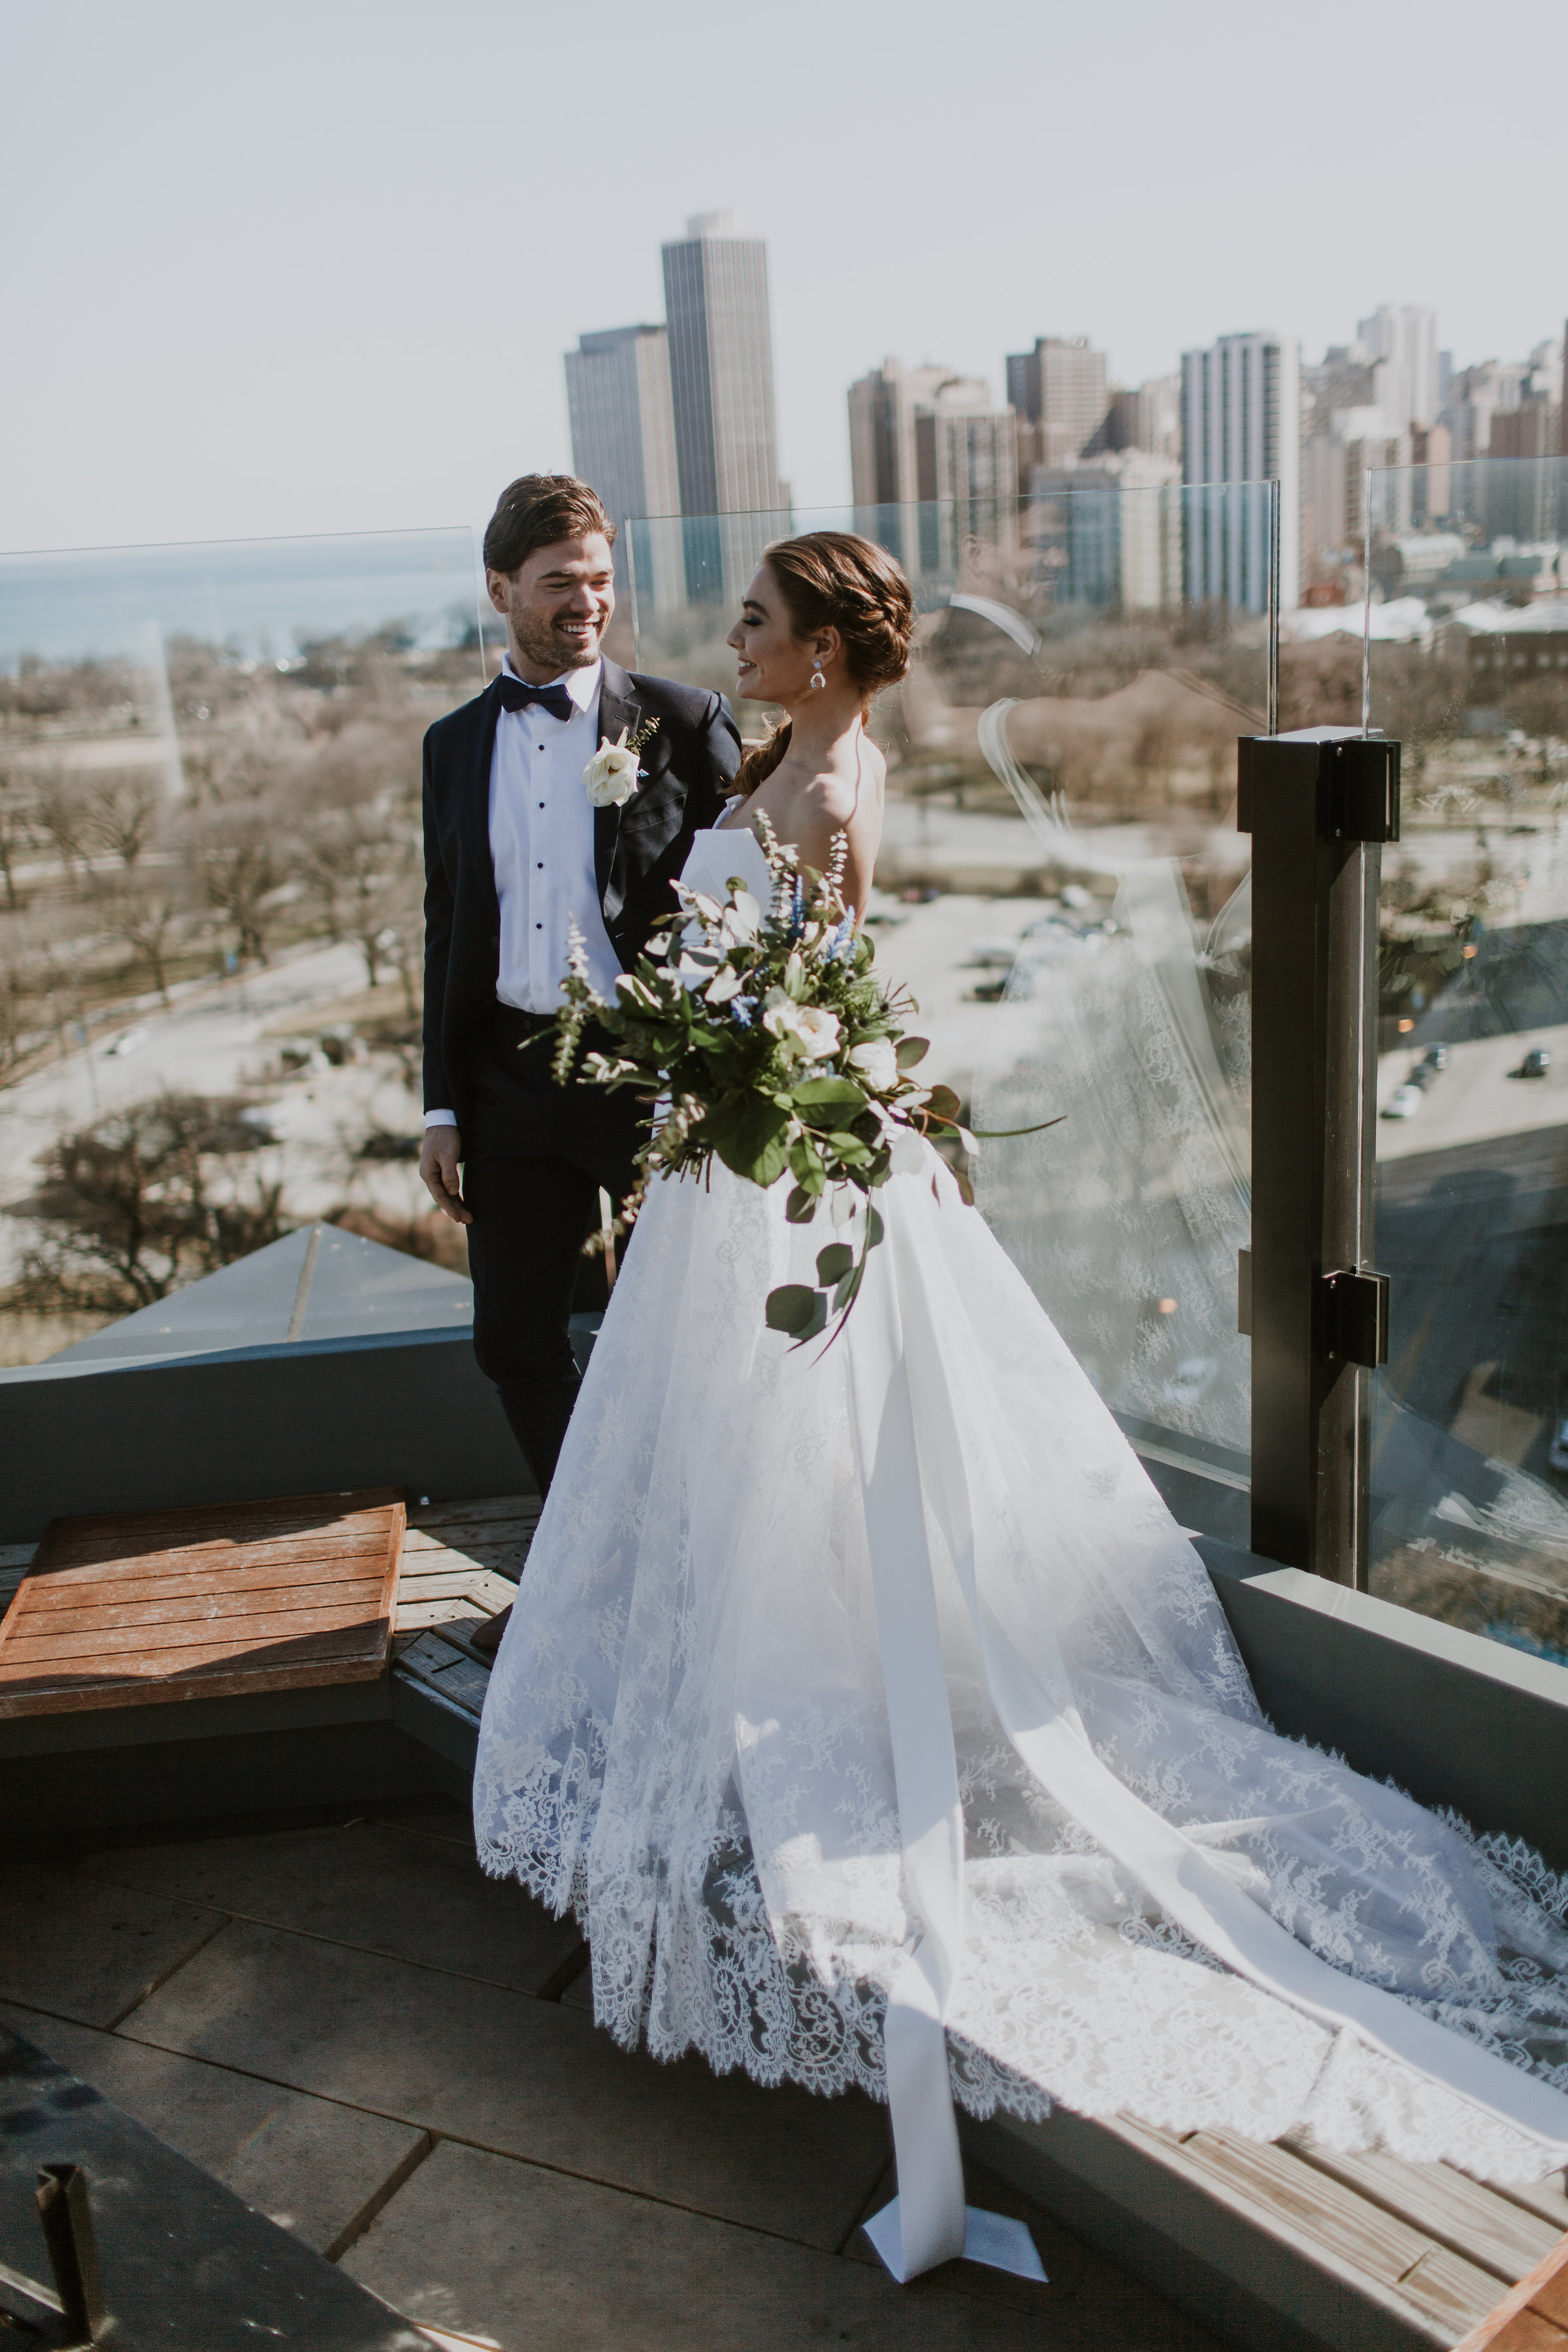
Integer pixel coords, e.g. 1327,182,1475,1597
809,657,826,692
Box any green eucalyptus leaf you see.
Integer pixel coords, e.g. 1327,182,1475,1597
815,1241,855,1286
896,1036,930,1070
792,1077,869,1127
833,1266,860,1313
796,1291,829,1341
766,1283,821,1335
702,1094,792,1188
785,1184,817,1224
923,1084,962,1121
866,1205,886,1249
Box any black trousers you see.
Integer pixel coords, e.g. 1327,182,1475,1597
462,1004,642,1497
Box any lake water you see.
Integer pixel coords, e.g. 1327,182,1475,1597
0,528,486,665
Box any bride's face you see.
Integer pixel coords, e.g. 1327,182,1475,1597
727,565,821,706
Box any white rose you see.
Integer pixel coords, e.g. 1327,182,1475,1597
849,1037,898,1092
583,727,642,809
795,1004,841,1056
760,986,798,1041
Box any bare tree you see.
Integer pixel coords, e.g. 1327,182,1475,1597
5,1093,289,1318
0,775,37,911
295,801,417,987
97,877,183,1002
190,806,286,964
82,768,162,869
33,766,93,892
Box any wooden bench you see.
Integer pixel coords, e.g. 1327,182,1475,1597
0,1490,405,1718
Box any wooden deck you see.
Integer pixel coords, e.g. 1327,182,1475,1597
0,1491,404,1718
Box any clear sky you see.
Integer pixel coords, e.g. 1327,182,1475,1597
3,0,1564,555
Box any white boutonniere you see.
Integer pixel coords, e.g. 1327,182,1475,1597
583,715,660,809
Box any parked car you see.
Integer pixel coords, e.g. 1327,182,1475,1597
1382,1084,1424,1119
1518,1047,1552,1079
1550,1418,1568,1475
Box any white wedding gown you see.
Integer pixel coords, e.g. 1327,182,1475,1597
474,828,1568,2279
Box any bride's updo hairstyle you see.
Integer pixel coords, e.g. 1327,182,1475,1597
732,531,914,798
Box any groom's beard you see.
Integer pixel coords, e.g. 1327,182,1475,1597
510,604,608,676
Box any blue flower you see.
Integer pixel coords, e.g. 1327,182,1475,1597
730,996,757,1027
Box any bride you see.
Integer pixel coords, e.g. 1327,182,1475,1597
474,531,1568,2284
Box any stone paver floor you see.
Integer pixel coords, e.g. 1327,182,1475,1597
0,1795,1224,2349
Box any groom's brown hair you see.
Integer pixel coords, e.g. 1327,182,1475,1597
483,475,617,577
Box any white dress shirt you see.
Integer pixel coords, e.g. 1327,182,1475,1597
425,655,623,1128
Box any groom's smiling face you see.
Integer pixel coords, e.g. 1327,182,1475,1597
487,532,615,682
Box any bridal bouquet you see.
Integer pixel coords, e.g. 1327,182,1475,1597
551,816,981,1343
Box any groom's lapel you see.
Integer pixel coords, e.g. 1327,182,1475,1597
595,660,642,913
464,680,503,924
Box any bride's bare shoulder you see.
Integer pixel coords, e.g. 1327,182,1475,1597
810,736,886,828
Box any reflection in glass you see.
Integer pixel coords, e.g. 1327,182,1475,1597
1354,455,1568,1654
623,487,1267,1505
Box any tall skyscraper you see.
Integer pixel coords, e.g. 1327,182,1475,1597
1181,331,1301,612
564,325,681,609
1005,336,1109,470
661,211,783,521
565,326,680,525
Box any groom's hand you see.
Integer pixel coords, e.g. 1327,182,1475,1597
420,1127,472,1226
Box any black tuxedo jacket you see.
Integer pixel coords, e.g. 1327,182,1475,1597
421,659,742,1133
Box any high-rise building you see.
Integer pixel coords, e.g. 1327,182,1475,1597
847,359,960,512
660,210,784,605
1030,449,1182,612
564,325,681,609
1356,303,1439,433
1181,331,1301,612
565,326,680,524
847,361,1016,574
1005,336,1109,470
1091,374,1181,465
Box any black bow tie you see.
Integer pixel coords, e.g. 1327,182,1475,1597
497,674,575,723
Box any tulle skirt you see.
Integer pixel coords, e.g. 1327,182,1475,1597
474,1147,1568,2183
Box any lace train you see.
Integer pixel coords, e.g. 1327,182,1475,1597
474,1149,1568,2188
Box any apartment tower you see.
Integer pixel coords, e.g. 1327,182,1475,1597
1181,331,1301,612
564,325,681,609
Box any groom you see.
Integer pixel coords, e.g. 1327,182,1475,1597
420,474,741,1575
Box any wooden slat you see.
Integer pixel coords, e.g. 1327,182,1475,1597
1494,2176,1568,2235
0,1490,402,1718
1,1626,391,1709
1179,2127,1501,2334
407,1494,538,1531
46,1488,402,1540
1286,2138,1564,2285
5,1580,390,1646
394,1629,491,1720
1454,2231,1568,2349
16,1556,389,1612
22,1534,391,1595
3,1597,388,1663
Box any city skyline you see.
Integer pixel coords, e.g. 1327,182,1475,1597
3,0,1566,555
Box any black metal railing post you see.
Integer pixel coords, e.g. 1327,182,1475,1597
1238,728,1399,1584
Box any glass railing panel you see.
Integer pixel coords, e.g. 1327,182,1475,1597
1359,454,1568,1652
625,485,1271,1514
0,527,486,1362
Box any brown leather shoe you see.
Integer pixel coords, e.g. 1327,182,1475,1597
469,1605,512,1659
